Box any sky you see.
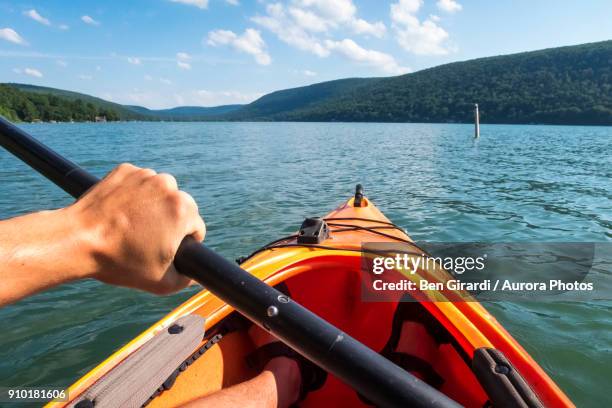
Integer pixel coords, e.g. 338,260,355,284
1,0,611,109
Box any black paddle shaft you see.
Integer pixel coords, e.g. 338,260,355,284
0,116,462,408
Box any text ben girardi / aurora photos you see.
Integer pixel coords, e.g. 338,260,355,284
369,253,593,292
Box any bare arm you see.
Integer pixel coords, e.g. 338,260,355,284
0,163,205,306
182,324,301,408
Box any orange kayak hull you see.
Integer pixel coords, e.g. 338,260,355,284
47,196,573,408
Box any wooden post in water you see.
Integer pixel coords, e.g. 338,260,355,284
474,103,480,138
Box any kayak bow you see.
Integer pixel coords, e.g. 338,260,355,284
0,117,572,407
49,190,572,408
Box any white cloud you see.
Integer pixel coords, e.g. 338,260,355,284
302,69,317,76
226,0,239,5
436,0,462,13
207,30,235,45
288,7,329,32
253,0,386,54
24,9,51,26
170,0,208,9
56,59,68,67
79,74,92,80
127,57,142,65
160,78,173,85
350,18,386,38
390,0,453,55
429,14,440,22
81,15,100,26
144,74,153,80
325,39,409,74
176,52,192,69
252,4,329,57
298,0,356,25
59,24,69,30
96,65,102,71
249,2,415,74
25,67,43,78
12,68,22,74
207,28,271,65
392,0,422,17
177,60,192,70
232,29,271,65
0,28,27,45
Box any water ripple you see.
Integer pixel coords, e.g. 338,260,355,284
0,122,610,406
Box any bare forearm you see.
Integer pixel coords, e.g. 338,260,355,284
0,207,97,306
0,163,205,306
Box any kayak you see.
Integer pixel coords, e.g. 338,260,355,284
47,188,572,408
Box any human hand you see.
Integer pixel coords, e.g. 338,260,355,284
69,163,205,295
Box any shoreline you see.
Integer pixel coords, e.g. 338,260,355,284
18,120,612,127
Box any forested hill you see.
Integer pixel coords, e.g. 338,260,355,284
0,84,243,122
0,84,146,122
1,40,611,125
227,40,612,125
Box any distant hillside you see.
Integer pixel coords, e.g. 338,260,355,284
126,104,243,120
227,40,612,125
6,83,146,121
0,83,243,122
226,78,377,119
2,40,610,125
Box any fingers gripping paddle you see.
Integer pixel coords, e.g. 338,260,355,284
0,116,461,408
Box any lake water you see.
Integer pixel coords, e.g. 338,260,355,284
0,122,610,406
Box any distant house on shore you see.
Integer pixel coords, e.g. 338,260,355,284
95,116,107,123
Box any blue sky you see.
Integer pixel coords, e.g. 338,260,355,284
1,0,611,109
